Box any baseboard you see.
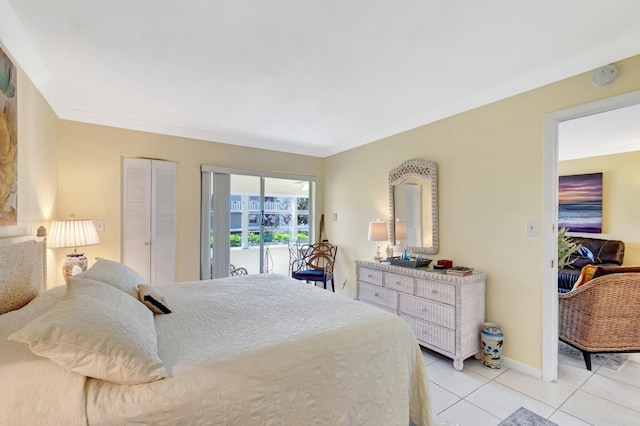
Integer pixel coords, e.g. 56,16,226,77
500,355,543,379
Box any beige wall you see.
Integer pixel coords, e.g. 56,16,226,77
0,60,59,287
56,122,324,286
323,54,640,369
559,151,640,266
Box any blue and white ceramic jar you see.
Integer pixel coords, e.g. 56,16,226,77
481,322,504,369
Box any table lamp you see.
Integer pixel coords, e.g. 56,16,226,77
49,219,100,282
368,220,388,261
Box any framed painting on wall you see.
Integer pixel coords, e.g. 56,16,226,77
0,46,17,226
558,172,603,233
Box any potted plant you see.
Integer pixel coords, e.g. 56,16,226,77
558,227,582,269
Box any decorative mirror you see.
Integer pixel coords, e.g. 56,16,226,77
388,159,439,254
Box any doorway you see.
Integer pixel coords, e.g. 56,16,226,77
228,175,312,275
200,166,315,279
541,89,640,380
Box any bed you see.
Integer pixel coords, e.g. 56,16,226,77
1,235,431,425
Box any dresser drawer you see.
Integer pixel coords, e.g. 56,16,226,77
401,314,455,354
358,282,397,310
416,279,456,305
399,293,455,329
359,267,383,286
384,272,414,294
359,299,397,315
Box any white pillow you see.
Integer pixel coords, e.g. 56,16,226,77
138,284,172,314
8,278,166,385
75,257,146,298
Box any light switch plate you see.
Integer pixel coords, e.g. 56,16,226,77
525,220,538,237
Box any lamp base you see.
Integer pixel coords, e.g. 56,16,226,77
62,252,88,283
373,243,383,262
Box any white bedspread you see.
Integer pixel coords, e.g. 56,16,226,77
88,274,430,425
0,286,88,425
3,274,431,425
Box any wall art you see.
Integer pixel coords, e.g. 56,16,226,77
558,172,603,233
0,46,17,226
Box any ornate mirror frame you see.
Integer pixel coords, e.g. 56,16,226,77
388,159,439,254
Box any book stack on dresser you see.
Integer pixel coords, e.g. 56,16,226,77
355,260,486,370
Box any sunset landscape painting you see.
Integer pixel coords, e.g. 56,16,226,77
558,172,603,233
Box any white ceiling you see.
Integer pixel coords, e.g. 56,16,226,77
2,1,640,158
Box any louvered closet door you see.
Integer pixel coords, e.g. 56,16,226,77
122,158,177,284
151,160,177,284
123,158,152,281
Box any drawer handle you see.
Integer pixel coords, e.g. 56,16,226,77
395,281,401,285
431,289,437,294
374,292,379,297
422,307,427,312
368,274,374,278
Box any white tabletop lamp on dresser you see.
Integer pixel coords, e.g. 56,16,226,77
367,220,388,261
356,260,486,370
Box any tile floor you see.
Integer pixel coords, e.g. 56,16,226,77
423,349,640,425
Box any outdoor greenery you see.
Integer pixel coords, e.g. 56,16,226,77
229,234,242,247
558,227,582,269
211,231,309,248
248,233,260,244
218,233,299,247
273,232,290,242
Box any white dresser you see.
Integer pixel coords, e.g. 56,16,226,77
355,260,486,370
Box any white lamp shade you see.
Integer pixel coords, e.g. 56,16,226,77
368,221,388,242
395,220,407,240
49,219,100,249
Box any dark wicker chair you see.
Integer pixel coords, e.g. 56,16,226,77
291,242,337,292
558,272,640,370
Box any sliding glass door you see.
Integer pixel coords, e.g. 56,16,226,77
201,167,314,279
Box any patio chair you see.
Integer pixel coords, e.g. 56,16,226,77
558,272,640,370
230,266,248,276
291,242,337,292
229,264,249,276
288,239,302,276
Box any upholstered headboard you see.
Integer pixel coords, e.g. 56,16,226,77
0,235,47,315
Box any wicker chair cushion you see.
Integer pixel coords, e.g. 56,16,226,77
592,265,640,280
294,269,325,278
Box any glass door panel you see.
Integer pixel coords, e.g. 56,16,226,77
229,174,261,275
263,177,311,275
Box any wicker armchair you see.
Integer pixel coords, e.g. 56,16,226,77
558,272,640,370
